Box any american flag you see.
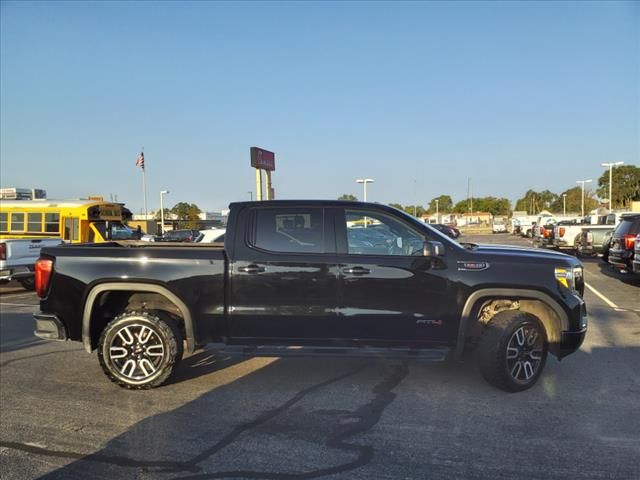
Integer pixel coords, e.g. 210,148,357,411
135,151,144,169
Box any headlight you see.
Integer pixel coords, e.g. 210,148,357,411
555,266,583,292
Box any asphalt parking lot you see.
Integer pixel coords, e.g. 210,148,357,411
1,234,639,480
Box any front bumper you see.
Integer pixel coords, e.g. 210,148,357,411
34,312,68,341
556,297,588,358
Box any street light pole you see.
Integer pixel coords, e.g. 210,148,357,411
248,191,253,201
435,199,439,223
562,194,567,216
160,190,169,235
576,179,592,217
601,161,624,211
356,178,374,202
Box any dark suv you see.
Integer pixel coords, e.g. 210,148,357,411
160,229,201,242
608,214,640,272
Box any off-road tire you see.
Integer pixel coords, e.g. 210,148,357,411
97,311,184,389
17,277,35,291
477,310,548,392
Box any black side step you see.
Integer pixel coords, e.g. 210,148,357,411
217,345,451,362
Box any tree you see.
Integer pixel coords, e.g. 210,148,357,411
338,194,358,201
596,165,640,209
170,202,202,228
155,208,172,221
514,190,559,214
452,197,510,216
428,195,453,213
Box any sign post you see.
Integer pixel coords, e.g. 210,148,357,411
250,147,276,200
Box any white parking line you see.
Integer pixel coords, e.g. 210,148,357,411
584,282,619,309
0,303,37,307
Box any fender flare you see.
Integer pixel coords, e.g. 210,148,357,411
455,288,569,359
82,282,195,353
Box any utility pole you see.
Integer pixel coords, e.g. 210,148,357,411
576,179,593,217
601,161,624,210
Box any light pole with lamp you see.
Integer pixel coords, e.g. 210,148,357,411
576,179,592,217
562,193,567,216
356,178,374,202
601,161,624,211
435,199,439,223
160,190,169,235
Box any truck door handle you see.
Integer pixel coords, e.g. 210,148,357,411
342,266,370,275
239,265,266,274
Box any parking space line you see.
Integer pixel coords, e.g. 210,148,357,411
584,282,619,309
0,303,37,307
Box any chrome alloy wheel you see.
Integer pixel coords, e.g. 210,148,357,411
506,323,544,383
107,323,165,381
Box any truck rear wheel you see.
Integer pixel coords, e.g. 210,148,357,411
97,311,184,389
18,277,35,291
477,310,548,392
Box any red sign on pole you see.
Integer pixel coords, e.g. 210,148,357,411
250,147,275,171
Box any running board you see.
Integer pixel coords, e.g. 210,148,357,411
217,345,451,361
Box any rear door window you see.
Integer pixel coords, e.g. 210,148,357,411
252,207,324,253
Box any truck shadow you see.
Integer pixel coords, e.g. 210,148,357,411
17,342,640,480
592,259,640,286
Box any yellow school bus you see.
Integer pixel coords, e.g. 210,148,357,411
0,198,136,243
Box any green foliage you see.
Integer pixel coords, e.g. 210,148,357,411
155,208,171,221
548,186,597,214
452,197,510,215
170,202,202,228
428,195,453,213
388,203,404,210
338,194,358,201
403,205,426,217
596,165,640,209
514,190,559,214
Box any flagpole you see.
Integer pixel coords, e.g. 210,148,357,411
141,147,148,218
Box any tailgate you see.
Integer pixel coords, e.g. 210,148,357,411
3,239,63,267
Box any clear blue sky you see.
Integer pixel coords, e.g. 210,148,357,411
1,1,638,213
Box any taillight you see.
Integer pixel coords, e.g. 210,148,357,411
624,234,636,250
0,243,5,260
539,227,544,235
35,258,53,298
559,227,565,238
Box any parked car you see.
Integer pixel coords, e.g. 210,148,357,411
33,200,586,392
532,216,557,248
197,228,226,243
430,224,460,239
158,229,201,242
632,234,640,275
552,218,586,253
608,214,640,272
491,221,507,234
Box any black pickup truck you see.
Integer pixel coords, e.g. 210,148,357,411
33,201,587,392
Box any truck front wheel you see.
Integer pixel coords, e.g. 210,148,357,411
477,310,548,392
97,311,184,389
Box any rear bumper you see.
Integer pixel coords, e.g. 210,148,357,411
608,249,633,270
0,266,33,282
34,312,68,341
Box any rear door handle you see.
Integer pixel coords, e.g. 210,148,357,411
342,266,371,275
239,265,266,274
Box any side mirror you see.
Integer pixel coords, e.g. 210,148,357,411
424,240,445,257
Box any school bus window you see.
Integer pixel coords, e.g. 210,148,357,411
10,213,25,232
44,213,60,233
28,213,42,232
0,212,7,231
